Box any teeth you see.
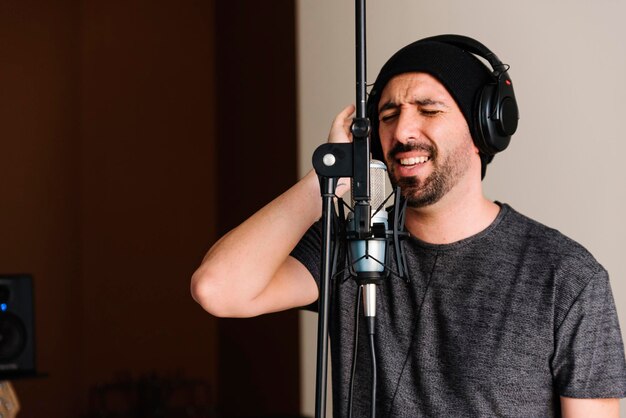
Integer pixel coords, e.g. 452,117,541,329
400,156,429,165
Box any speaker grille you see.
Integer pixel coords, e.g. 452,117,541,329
0,275,35,374
370,159,387,211
350,159,387,211
0,313,27,361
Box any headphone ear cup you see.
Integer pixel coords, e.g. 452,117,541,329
476,78,518,155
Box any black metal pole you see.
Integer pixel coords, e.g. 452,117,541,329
314,177,336,418
313,2,369,417
355,0,367,119
351,0,371,236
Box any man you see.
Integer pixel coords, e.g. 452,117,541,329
191,36,626,417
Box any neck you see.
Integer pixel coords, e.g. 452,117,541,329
404,178,500,245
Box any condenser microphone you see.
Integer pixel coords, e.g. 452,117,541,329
349,160,387,273
347,160,388,330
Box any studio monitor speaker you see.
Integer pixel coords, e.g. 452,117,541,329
0,274,36,376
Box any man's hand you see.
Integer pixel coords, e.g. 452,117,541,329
328,104,355,198
328,104,355,144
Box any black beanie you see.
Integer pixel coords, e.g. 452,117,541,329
367,37,495,178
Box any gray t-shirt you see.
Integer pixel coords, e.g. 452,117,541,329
291,203,626,417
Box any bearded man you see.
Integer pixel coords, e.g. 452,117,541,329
192,35,626,417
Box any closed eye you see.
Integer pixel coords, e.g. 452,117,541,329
380,112,398,123
420,109,442,116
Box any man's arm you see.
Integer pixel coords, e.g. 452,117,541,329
191,105,355,318
561,397,620,418
191,169,321,318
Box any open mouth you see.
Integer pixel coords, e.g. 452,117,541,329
399,156,430,167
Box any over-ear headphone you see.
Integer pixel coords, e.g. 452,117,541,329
421,35,519,155
368,34,519,159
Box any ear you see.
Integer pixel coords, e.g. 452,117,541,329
471,138,480,154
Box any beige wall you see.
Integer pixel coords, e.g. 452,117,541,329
297,0,626,415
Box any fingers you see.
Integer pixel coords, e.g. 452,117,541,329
328,104,356,144
334,177,352,198
337,103,356,119
327,105,356,197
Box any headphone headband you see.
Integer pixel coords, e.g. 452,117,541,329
419,35,506,74
412,35,519,155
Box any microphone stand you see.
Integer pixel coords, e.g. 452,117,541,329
311,1,369,417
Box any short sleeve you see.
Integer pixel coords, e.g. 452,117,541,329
290,221,322,287
552,268,626,398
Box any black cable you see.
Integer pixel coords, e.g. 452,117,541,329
368,329,377,418
348,286,378,418
347,285,362,418
385,253,437,417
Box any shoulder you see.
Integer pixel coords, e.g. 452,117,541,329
495,204,608,312
495,204,618,334
496,203,605,276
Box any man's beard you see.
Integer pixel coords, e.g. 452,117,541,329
386,140,472,208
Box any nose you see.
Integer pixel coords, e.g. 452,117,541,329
393,108,421,144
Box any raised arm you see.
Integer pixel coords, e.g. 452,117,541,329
191,105,355,318
191,169,322,317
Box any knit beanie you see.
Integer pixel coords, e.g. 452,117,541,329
367,37,495,178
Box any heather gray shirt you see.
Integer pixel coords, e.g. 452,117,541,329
291,204,626,417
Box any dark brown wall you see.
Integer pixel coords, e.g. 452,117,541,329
79,0,217,387
0,1,300,417
0,1,83,415
1,0,218,416
214,2,301,417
